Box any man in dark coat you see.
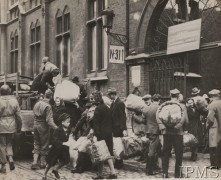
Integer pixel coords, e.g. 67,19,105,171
143,94,161,175
108,87,127,169
92,91,117,179
32,68,60,94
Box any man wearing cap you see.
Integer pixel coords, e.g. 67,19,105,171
31,89,58,170
72,76,87,103
157,89,188,178
143,94,161,175
0,85,22,173
42,56,58,72
207,89,221,169
108,87,127,169
142,94,152,106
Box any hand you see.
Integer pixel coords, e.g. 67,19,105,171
73,101,80,108
123,130,128,137
93,136,97,142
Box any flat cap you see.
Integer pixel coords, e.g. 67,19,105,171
170,88,180,95
208,89,221,95
58,113,70,122
45,89,53,96
108,87,117,94
142,94,152,100
42,56,50,63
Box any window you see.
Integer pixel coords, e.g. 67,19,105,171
30,0,39,9
9,6,19,21
87,0,108,72
10,30,18,73
55,6,70,77
30,20,41,77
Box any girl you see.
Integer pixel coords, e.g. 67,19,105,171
42,113,71,180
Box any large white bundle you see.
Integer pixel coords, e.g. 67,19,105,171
125,94,146,112
54,80,80,102
158,101,183,127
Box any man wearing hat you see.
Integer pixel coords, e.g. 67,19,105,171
31,89,58,170
157,89,188,178
42,56,58,72
72,76,87,101
142,94,152,106
108,87,127,169
207,89,221,169
191,87,201,104
0,85,22,173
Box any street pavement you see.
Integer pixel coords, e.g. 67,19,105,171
0,152,220,179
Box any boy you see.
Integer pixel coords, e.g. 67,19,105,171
42,113,71,180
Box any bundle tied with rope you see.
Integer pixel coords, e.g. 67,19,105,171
158,101,184,128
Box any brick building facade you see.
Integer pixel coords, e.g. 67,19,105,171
0,0,221,98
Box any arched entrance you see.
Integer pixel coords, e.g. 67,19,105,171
130,0,221,98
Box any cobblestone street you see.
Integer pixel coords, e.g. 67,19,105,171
0,152,220,179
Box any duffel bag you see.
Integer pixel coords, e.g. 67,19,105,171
122,136,142,158
125,94,146,112
89,140,112,164
183,133,199,147
113,137,124,160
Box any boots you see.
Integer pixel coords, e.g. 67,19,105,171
31,154,40,170
8,156,15,170
146,156,155,175
40,155,47,169
0,164,6,174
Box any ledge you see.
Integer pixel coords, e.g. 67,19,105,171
174,72,202,78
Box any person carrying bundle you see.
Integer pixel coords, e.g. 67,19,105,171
157,89,188,178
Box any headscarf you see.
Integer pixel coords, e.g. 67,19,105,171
92,91,104,105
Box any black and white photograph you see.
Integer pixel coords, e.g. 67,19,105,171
0,0,221,179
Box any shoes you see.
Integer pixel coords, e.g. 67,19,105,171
71,168,84,174
92,176,104,179
0,165,6,174
31,163,40,170
107,174,118,179
163,173,169,178
42,177,47,180
9,162,15,170
52,170,60,179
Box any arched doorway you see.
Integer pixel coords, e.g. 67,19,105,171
132,0,221,98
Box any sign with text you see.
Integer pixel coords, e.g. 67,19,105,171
167,19,202,55
109,45,125,64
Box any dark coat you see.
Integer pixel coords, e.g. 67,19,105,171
46,125,70,166
187,107,203,144
93,103,113,155
31,71,54,94
143,102,160,135
110,98,127,137
52,104,67,126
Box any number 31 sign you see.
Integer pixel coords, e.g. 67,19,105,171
109,45,125,64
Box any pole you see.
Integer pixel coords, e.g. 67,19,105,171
184,53,188,98
125,0,129,96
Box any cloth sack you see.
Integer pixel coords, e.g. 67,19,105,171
89,140,112,164
158,101,183,127
113,137,124,159
183,133,199,147
125,94,146,112
122,136,142,158
20,84,31,91
54,80,80,102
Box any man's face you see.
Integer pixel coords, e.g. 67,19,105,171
55,98,61,106
144,98,151,105
187,99,194,108
109,94,116,100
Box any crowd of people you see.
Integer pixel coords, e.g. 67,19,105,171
0,57,220,179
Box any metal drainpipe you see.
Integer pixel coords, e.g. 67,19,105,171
126,0,130,96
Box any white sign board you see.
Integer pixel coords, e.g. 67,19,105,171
167,19,202,55
131,65,141,87
109,45,125,64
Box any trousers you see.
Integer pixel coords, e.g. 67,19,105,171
0,134,13,164
162,134,183,177
33,125,50,156
209,143,221,168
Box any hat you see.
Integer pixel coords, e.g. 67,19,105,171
108,87,117,95
192,87,200,95
208,89,221,96
72,76,79,83
0,84,11,95
170,89,180,95
152,94,161,101
142,94,152,100
202,94,209,99
52,68,60,75
42,56,49,63
45,89,53,97
58,113,70,122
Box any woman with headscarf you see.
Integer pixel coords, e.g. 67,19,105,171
52,97,67,126
92,91,117,179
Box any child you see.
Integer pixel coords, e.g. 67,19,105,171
42,113,71,180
